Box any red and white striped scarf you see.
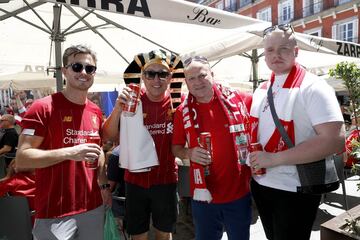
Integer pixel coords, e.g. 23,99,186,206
182,83,250,202
250,63,306,151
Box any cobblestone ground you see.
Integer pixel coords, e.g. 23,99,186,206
173,198,195,240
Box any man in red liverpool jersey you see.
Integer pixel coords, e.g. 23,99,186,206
103,49,184,240
171,56,252,240
16,45,111,240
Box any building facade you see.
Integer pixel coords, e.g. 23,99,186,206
198,0,360,43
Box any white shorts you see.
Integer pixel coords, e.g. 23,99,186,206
33,205,105,240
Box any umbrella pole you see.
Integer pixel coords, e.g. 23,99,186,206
251,49,259,92
53,4,64,92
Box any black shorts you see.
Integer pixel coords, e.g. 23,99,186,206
125,182,178,235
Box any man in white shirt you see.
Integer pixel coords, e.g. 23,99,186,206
249,24,345,240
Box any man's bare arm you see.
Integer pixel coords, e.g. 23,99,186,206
16,134,101,168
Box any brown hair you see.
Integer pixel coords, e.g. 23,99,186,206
62,45,97,67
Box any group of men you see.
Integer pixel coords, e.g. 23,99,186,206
13,24,345,240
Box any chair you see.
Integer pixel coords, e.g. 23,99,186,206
0,196,33,240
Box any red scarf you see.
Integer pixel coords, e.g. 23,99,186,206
250,63,306,152
182,83,250,202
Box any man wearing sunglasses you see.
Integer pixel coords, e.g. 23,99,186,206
103,49,184,240
249,26,344,240
16,45,111,240
172,56,252,240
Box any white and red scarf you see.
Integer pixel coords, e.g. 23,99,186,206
250,63,306,151
182,83,250,202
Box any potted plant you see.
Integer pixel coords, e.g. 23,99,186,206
320,62,360,239
330,62,360,169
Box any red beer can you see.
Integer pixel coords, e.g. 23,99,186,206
199,132,212,176
250,142,266,176
123,83,140,116
85,135,101,169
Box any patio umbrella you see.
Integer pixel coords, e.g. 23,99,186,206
0,0,269,91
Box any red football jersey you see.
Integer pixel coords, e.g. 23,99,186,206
172,95,250,203
124,93,177,188
21,92,103,218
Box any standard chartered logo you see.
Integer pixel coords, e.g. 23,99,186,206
146,122,173,135
166,122,173,134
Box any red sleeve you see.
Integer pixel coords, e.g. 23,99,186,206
20,99,50,137
0,178,13,197
172,106,186,146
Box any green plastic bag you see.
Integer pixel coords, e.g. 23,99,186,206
104,208,121,240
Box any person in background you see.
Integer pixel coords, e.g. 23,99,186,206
0,114,19,169
171,56,252,240
106,145,126,235
249,24,344,240
103,49,184,240
344,114,360,168
16,45,111,240
0,159,35,224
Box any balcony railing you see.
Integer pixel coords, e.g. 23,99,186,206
224,1,238,12
334,0,353,7
239,0,252,8
303,1,323,17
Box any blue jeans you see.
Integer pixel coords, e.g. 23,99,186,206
191,193,251,240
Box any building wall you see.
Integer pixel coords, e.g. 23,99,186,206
196,0,360,43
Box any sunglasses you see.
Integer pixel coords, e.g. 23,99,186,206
66,62,97,75
263,24,294,37
143,71,170,80
183,56,208,67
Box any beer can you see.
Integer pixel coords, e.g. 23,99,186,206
249,142,266,176
123,83,140,116
199,132,212,176
85,135,101,169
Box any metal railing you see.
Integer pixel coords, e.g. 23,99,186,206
239,0,253,8
224,1,238,12
334,0,353,7
303,1,323,17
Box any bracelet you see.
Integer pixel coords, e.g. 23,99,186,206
99,183,110,190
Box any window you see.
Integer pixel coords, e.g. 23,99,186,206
332,18,358,43
225,0,230,8
278,0,294,24
215,1,224,9
239,0,252,8
305,27,322,37
256,7,272,22
339,0,352,4
303,0,322,17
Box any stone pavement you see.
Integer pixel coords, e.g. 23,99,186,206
173,173,360,240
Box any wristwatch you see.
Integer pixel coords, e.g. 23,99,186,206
99,183,110,190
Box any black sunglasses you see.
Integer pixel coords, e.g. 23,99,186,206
263,24,294,37
66,62,97,75
183,56,208,67
143,71,170,80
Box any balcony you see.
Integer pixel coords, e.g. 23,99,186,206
303,1,323,17
239,0,253,8
224,1,238,12
334,0,353,7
